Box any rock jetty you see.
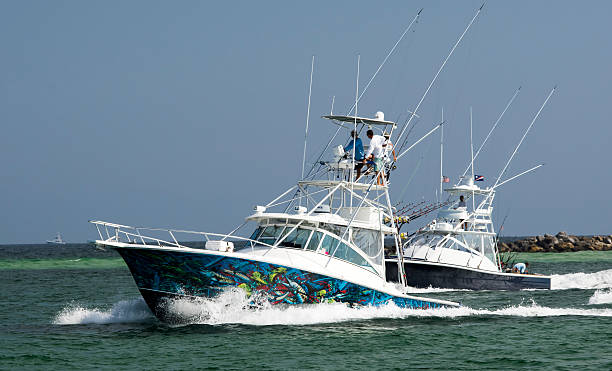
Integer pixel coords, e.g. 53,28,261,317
498,232,612,253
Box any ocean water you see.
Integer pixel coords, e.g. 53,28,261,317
1,245,612,370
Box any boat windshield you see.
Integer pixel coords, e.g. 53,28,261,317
411,232,496,260
247,224,376,273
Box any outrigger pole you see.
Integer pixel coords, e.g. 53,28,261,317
494,163,545,190
304,8,423,179
396,121,443,160
459,86,521,179
395,3,485,154
493,86,556,188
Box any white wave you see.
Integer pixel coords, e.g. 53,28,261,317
163,289,612,326
589,289,612,305
551,269,612,290
53,298,154,325
54,288,612,327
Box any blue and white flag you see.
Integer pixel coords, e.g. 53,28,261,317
474,175,485,181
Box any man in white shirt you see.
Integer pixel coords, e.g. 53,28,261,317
365,129,386,184
382,132,396,162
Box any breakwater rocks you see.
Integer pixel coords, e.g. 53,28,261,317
499,232,612,253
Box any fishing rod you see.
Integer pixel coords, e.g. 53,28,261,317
397,201,424,215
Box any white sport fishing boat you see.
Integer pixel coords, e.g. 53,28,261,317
46,232,66,245
387,178,551,290
387,90,556,291
91,112,458,322
88,4,495,321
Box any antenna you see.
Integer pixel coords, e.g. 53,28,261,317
470,107,475,211
351,55,360,202
301,56,315,181
493,86,556,188
440,107,444,197
470,106,475,182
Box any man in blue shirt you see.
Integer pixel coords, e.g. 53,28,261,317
513,262,529,274
344,130,365,180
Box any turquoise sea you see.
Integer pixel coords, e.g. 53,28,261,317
1,244,611,370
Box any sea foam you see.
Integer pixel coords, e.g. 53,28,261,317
165,293,612,326
551,269,612,290
588,289,612,305
53,292,612,327
53,298,154,325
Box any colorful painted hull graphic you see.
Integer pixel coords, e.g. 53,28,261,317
116,247,445,311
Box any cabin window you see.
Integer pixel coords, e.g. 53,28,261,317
319,235,339,255
306,231,322,251
249,227,263,241
278,227,312,249
258,225,285,245
333,242,372,270
352,229,383,266
483,235,496,263
319,234,375,272
319,223,343,237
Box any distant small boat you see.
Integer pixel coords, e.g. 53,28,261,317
47,232,66,245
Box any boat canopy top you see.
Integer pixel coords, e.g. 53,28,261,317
444,184,493,195
322,115,397,128
298,180,386,192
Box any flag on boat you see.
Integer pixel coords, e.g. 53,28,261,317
474,175,485,181
442,176,450,183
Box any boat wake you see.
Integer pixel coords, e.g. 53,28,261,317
551,269,612,290
166,295,612,326
589,289,612,305
53,289,612,326
53,299,154,325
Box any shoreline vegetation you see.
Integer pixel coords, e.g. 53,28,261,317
499,232,612,253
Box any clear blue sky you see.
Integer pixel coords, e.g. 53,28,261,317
1,0,610,243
